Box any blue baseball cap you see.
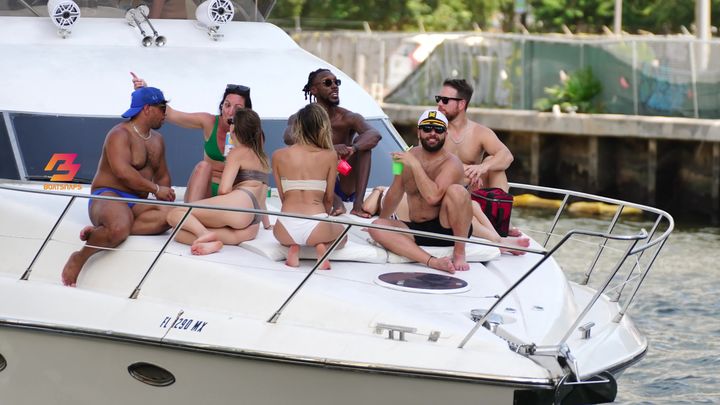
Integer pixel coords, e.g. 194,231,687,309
122,87,168,119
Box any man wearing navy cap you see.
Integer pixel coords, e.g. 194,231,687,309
61,87,176,287
369,109,472,274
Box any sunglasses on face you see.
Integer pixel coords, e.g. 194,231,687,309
435,95,463,104
320,78,341,87
419,125,446,134
227,118,233,125
226,84,251,95
151,103,167,113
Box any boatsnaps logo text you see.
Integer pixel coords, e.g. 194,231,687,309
44,153,82,190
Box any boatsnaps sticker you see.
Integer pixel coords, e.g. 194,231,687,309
43,153,82,190
159,315,208,333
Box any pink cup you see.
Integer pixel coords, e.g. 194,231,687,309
337,159,352,176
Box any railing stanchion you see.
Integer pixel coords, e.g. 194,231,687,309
21,195,76,281
614,237,668,323
581,204,623,285
543,193,570,247
129,207,193,299
268,224,352,324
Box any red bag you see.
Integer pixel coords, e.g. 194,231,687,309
470,188,513,237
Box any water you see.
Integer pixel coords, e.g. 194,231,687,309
513,208,720,404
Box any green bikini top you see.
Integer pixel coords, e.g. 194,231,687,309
204,115,225,162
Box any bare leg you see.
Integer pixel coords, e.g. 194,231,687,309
368,218,456,274
130,204,171,235
62,199,133,287
286,244,300,267
439,184,473,271
315,243,331,270
184,161,213,203
351,149,372,215
361,186,385,216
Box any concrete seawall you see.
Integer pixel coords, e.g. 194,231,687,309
384,104,720,223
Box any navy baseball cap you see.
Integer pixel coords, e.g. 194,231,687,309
122,87,168,119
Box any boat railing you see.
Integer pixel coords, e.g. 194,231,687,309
457,182,674,354
0,181,673,357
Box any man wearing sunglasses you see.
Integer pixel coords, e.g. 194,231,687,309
62,86,176,287
436,79,513,192
284,68,381,218
368,110,472,274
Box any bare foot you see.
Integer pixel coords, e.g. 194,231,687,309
350,208,372,219
453,253,470,271
427,256,456,274
61,251,83,287
79,226,95,241
191,241,223,255
193,231,218,244
285,244,300,267
361,187,385,216
315,243,331,270
500,236,530,255
508,226,522,237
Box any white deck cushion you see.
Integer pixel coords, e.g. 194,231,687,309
385,238,500,263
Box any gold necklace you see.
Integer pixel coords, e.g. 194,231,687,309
131,123,152,141
450,124,469,144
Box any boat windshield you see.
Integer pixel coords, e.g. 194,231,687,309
0,0,274,21
0,113,405,187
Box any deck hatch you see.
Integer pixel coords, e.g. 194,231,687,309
376,272,470,294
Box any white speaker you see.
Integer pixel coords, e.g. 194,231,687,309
195,0,234,28
47,0,80,29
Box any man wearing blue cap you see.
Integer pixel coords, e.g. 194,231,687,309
61,87,176,287
369,109,473,274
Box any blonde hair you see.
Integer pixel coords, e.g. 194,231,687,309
233,108,269,170
292,103,333,150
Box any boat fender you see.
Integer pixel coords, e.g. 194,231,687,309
568,202,642,216
513,194,563,209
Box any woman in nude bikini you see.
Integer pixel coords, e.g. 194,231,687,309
131,73,251,201
272,104,346,269
166,109,270,255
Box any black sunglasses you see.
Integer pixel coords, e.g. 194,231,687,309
226,84,251,95
151,103,167,113
435,95,463,104
227,118,233,125
320,78,341,87
419,125,446,134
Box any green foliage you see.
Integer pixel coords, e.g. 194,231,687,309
271,0,514,31
534,67,603,113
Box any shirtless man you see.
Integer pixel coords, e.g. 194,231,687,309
61,87,176,287
436,79,527,247
284,68,381,217
368,110,472,274
437,78,513,191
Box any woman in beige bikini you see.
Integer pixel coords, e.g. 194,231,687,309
272,104,346,269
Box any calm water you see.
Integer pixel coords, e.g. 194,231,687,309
513,208,720,404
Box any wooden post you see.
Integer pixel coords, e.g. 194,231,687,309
647,139,657,206
530,133,540,185
588,137,599,192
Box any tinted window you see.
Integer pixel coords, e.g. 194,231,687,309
8,114,404,188
0,116,19,179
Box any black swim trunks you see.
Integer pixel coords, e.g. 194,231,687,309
403,217,473,247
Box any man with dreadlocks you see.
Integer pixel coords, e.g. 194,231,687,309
283,68,381,217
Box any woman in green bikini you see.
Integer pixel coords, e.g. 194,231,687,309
131,72,251,202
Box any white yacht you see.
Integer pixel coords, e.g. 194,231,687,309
0,2,673,404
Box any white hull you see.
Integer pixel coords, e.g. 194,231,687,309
0,326,519,405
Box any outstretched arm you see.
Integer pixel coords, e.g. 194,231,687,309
130,72,213,131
